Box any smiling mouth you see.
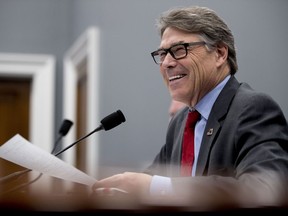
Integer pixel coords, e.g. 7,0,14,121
169,74,186,82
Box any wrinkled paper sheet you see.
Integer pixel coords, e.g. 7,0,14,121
0,134,96,187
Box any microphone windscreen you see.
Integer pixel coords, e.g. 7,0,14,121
59,119,73,136
100,110,126,131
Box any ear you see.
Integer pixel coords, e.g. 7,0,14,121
215,44,228,67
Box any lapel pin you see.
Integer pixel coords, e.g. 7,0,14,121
207,128,213,136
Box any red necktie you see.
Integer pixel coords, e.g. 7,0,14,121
181,110,200,176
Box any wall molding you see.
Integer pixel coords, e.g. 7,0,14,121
63,27,100,178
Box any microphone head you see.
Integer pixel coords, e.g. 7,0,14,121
100,110,126,131
59,119,73,136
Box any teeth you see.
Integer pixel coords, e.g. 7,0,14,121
169,74,185,81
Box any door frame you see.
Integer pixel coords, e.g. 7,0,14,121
0,53,55,153
63,27,100,178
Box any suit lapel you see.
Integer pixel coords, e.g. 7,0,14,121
196,76,240,176
196,115,221,175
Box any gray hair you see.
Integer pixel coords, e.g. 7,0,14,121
155,6,238,74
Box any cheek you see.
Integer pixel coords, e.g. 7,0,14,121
186,55,206,79
159,68,165,78
187,51,215,80
160,68,169,85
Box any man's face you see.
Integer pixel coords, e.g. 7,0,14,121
159,27,221,107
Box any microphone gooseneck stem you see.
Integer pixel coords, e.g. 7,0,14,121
0,173,43,196
54,125,103,157
0,168,31,184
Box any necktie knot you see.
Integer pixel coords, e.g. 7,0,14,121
186,110,200,128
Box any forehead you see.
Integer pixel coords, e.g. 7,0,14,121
160,27,199,48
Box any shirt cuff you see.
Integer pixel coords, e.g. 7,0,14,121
149,175,173,196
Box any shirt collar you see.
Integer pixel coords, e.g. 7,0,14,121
193,75,231,120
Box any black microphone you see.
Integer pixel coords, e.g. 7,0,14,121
59,119,74,136
54,109,126,156
51,119,73,154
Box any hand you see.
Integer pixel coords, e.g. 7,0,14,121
92,172,152,198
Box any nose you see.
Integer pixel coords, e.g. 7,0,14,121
161,52,176,68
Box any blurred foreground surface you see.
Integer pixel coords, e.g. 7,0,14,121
1,185,288,215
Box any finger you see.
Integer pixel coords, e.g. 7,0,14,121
92,174,122,191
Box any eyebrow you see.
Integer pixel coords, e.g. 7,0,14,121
157,41,186,51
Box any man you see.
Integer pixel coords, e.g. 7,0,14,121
92,6,288,208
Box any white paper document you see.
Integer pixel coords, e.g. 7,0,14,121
0,134,97,187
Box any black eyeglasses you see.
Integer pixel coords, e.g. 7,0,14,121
151,41,206,65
